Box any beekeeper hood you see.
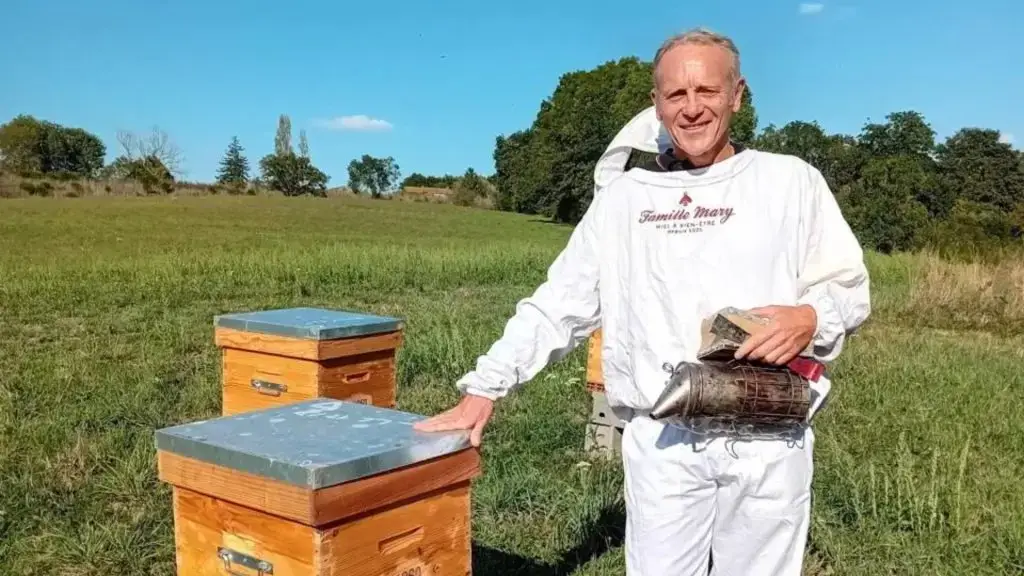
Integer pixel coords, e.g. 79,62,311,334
592,105,673,193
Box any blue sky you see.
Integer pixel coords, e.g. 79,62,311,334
2,0,1021,185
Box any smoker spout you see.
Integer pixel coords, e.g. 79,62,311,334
650,364,694,420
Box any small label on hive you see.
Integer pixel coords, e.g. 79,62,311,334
349,393,372,405
392,562,427,576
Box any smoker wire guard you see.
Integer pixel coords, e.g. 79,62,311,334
652,358,818,442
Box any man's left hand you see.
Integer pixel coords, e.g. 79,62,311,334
733,305,817,365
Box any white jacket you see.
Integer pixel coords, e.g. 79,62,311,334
457,123,870,422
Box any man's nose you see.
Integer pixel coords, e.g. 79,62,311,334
681,93,701,117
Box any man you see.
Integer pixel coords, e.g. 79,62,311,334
415,27,870,575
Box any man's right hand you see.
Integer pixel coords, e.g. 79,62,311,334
412,393,495,448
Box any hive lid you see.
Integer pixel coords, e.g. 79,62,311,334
154,399,471,489
214,307,403,340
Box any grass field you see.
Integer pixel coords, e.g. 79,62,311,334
1,194,1022,575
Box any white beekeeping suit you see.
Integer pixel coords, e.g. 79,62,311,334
456,103,870,576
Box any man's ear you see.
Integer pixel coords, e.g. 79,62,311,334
731,77,746,112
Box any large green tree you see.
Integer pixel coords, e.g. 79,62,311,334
857,110,936,161
0,115,105,178
844,155,933,254
934,128,1024,215
259,153,328,197
347,155,401,198
259,115,330,197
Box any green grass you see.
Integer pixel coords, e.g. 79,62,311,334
1,194,1022,575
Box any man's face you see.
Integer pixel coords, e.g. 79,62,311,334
651,43,744,163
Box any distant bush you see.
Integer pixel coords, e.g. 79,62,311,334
19,180,53,197
919,200,1024,262
452,168,491,207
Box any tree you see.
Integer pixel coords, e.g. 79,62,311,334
493,128,553,214
116,127,185,179
275,115,293,157
102,154,175,194
107,127,182,193
754,120,832,167
753,121,865,196
844,156,932,253
259,153,328,197
858,111,936,161
0,115,105,178
934,128,1024,215
492,58,651,222
216,136,249,190
347,155,401,198
259,114,330,196
0,115,44,174
729,85,758,146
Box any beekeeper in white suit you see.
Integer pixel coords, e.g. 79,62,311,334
416,27,870,576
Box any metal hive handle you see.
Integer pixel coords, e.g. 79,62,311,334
218,546,273,575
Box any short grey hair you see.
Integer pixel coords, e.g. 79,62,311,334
652,27,742,85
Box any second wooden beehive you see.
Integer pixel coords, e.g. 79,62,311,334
214,307,404,415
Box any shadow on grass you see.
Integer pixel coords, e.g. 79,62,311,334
472,504,626,575
527,218,573,228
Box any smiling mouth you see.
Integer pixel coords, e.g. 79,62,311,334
681,121,711,132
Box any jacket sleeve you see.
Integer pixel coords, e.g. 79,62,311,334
795,164,871,363
456,192,606,401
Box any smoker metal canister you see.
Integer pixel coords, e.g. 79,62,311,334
651,361,811,426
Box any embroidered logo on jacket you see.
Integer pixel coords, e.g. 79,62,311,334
638,192,735,234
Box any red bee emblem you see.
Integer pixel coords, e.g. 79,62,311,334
679,192,692,206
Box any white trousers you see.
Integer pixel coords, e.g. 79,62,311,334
621,415,814,576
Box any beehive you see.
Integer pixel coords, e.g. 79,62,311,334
155,399,481,576
583,329,625,456
214,307,404,416
585,329,604,393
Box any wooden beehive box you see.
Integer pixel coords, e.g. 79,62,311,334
214,307,404,416
155,399,481,576
586,328,604,393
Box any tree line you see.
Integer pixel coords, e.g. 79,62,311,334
3,53,1020,256
0,113,414,198
0,115,185,194
487,56,1023,257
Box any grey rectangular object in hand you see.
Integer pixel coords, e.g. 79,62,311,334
154,399,471,489
214,307,404,340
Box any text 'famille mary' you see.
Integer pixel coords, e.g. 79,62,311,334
637,193,736,233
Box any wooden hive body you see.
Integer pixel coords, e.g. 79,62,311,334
156,399,481,576
585,328,604,393
214,307,404,415
583,329,626,457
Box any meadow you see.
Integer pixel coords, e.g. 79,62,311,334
0,194,1022,575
